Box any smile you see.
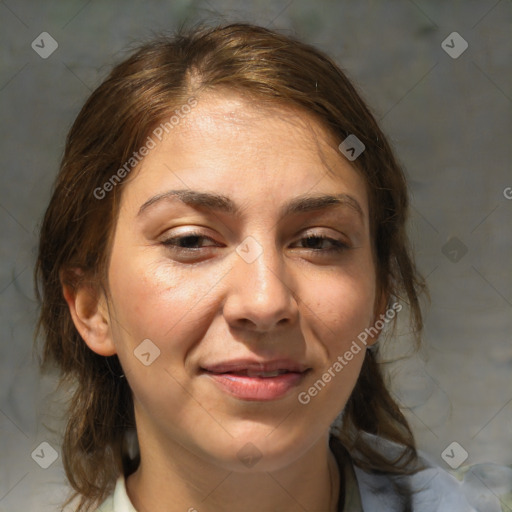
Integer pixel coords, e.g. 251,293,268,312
201,369,310,401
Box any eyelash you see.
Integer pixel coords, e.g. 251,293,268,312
160,231,349,254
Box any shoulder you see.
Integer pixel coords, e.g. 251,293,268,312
353,459,476,511
349,433,512,512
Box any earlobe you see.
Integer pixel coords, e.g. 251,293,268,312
61,272,117,357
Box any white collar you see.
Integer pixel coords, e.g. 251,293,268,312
112,475,137,512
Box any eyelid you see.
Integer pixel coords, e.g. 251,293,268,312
300,228,350,243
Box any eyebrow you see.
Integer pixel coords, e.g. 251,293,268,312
137,189,364,220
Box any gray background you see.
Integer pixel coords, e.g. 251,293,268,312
0,0,511,510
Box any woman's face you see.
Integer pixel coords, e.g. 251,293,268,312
104,91,379,472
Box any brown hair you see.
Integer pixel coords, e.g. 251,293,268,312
35,22,427,511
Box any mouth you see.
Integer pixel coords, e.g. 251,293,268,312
200,360,312,401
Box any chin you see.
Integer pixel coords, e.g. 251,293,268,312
201,425,321,473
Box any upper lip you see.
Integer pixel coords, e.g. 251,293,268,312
201,359,310,374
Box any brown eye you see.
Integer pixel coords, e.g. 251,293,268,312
294,234,349,253
161,232,220,250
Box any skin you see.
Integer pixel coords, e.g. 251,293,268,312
63,90,385,512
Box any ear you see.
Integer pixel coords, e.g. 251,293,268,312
366,290,390,347
61,269,117,356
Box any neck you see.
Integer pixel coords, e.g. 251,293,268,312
126,432,341,512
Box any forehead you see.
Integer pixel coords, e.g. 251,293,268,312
120,90,369,221
175,91,341,160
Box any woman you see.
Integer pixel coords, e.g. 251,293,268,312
35,22,503,511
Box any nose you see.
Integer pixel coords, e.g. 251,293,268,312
222,236,299,333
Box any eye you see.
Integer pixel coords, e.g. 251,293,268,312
160,231,349,256
293,234,349,253
161,231,221,251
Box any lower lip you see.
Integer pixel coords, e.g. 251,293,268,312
204,371,308,401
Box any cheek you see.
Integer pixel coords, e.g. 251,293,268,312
106,248,220,359
296,272,374,422
307,265,376,352
106,253,218,424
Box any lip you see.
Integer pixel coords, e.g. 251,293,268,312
200,359,311,401
201,358,310,374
